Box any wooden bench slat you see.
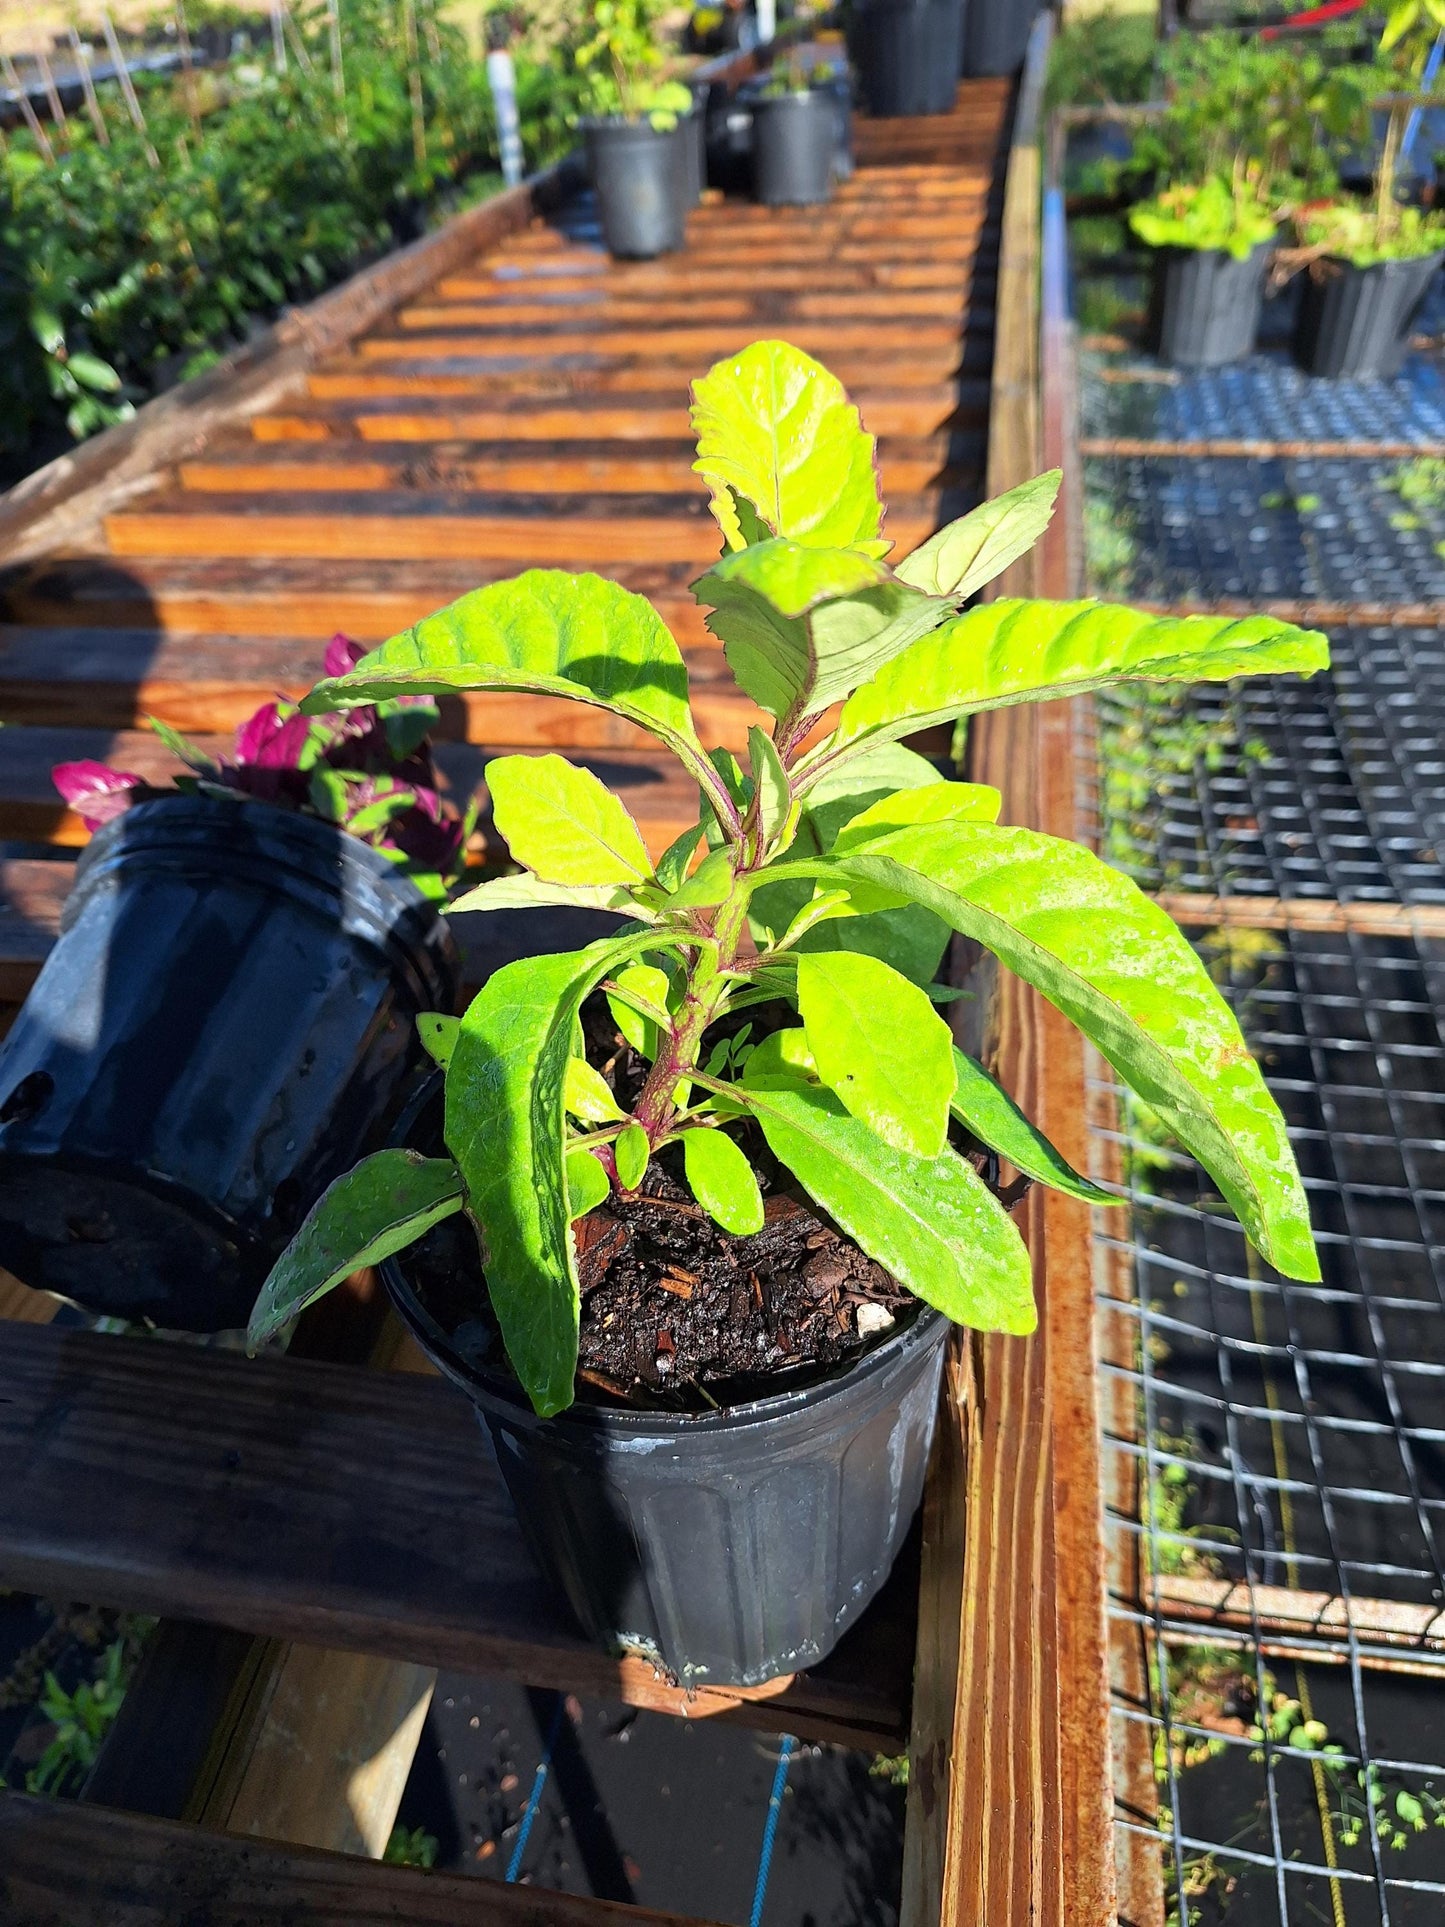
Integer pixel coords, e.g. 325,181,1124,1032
0,1791,725,1926
0,1323,914,1750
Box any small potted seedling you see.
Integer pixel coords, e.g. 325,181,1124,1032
1130,173,1277,366
251,341,1326,1687
745,52,845,207
1292,2,1445,377
0,636,465,1331
574,0,694,257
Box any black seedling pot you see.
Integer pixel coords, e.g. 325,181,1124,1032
849,0,964,118
680,102,706,209
1147,240,1273,368
750,90,838,207
0,795,457,1330
381,1084,948,1687
1292,250,1444,379
963,0,1032,78
583,116,687,260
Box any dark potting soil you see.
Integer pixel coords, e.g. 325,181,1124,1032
402,993,968,1414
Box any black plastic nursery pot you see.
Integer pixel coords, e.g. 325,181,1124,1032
1292,250,1444,379
849,0,964,119
583,117,688,260
0,795,457,1330
386,1252,948,1687
680,101,707,209
1147,240,1273,368
751,90,838,207
963,0,1033,78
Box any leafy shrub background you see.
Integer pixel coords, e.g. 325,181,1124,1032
0,0,587,480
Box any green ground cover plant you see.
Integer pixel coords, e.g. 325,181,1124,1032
248,340,1329,1417
0,0,582,474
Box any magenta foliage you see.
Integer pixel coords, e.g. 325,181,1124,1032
51,635,469,893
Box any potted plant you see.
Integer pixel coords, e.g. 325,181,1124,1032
848,0,964,119
1291,2,1445,377
963,0,1033,82
1129,174,1278,367
1125,36,1355,366
574,0,694,258
0,635,466,1332
250,340,1327,1687
745,52,844,207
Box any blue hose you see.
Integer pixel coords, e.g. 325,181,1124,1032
749,1734,796,1927
505,1699,567,1883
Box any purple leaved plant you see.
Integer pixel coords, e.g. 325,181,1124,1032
53,634,474,900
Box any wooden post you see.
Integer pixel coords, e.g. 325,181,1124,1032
174,2,203,139
70,29,111,147
99,11,160,168
34,50,67,134
0,52,56,163
402,0,426,169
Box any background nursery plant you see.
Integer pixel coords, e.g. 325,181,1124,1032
250,338,1329,1420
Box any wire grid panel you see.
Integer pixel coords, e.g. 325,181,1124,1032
1086,626,1445,907
1094,908,1445,1925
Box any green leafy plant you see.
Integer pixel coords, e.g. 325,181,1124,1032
248,339,1328,1417
1129,174,1276,258
25,1639,131,1797
573,0,691,126
1295,0,1445,263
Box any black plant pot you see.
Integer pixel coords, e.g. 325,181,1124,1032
0,796,457,1330
1292,250,1444,379
849,0,964,119
679,102,707,209
1146,240,1273,368
583,117,687,260
386,1245,948,1686
963,0,1032,78
751,90,838,207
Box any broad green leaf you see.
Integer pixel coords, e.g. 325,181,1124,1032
488,753,653,888
775,888,854,949
950,1049,1115,1205
448,872,644,917
741,1027,817,1081
668,846,735,908
248,1151,463,1348
607,963,672,1059
734,1081,1036,1333
749,741,951,985
896,472,1061,599
833,781,1002,851
565,1056,624,1124
615,1121,650,1190
696,537,952,721
748,725,793,847
446,931,666,1416
817,601,1330,763
765,825,1319,1279
681,1127,765,1234
299,569,722,808
567,1149,611,1219
797,952,955,1156
656,823,706,890
690,338,885,554
417,1011,459,1069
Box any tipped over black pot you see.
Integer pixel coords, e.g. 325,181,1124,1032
0,795,457,1330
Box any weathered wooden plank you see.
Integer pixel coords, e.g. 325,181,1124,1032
438,258,997,298
0,626,759,746
0,1322,915,1752
0,1791,724,1927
